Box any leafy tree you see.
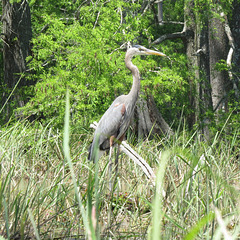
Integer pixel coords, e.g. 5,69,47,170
19,0,189,132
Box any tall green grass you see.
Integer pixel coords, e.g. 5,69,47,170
0,96,239,239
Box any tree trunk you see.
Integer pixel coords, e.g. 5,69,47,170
209,13,229,113
134,94,173,139
136,96,153,139
184,1,212,140
183,0,197,128
147,95,174,135
151,0,238,139
196,20,213,140
1,0,32,120
184,2,233,139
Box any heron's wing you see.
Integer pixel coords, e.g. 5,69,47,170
95,100,128,150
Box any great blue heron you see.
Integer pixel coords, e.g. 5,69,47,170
88,45,165,168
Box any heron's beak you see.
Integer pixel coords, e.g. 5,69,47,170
145,49,166,57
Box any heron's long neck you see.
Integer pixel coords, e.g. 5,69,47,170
125,54,140,102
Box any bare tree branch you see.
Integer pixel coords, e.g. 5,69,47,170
161,21,184,25
152,20,193,46
152,31,187,45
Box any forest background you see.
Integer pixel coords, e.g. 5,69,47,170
0,0,240,239
1,0,239,137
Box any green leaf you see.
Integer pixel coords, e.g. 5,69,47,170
183,212,215,240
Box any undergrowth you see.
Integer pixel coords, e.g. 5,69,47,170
0,107,239,239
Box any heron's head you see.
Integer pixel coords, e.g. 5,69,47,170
127,45,166,58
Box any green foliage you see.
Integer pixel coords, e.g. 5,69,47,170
163,0,185,22
16,0,188,131
192,0,234,25
19,1,141,127
215,60,229,72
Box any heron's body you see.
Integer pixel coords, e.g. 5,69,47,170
88,45,165,162
90,94,136,159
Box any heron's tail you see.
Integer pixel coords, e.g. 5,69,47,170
88,137,103,162
87,143,93,161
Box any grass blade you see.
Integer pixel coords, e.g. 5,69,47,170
27,208,40,240
63,89,92,238
3,196,10,240
150,151,169,240
183,212,215,240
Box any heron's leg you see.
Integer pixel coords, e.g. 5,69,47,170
108,136,115,192
108,138,116,227
111,144,121,195
115,135,124,172
115,144,121,173
108,145,113,192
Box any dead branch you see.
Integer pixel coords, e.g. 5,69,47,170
120,141,156,184
152,31,187,45
152,19,193,46
160,21,184,25
224,15,235,74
